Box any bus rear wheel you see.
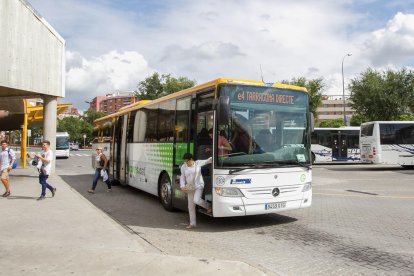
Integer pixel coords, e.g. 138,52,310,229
159,173,174,211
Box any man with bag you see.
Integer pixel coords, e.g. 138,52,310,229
180,153,212,229
27,140,56,201
0,140,16,197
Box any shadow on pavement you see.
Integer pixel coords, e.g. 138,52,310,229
60,174,298,232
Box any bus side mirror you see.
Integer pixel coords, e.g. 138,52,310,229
310,113,315,132
217,96,230,125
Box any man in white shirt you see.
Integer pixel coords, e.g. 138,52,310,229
28,140,56,200
0,140,16,197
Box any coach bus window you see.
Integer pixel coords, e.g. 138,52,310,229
158,100,175,142
144,105,159,142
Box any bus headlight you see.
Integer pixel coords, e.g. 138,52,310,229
302,182,312,192
215,187,244,197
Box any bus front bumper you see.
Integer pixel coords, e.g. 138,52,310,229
212,190,312,217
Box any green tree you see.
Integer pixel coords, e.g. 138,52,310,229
57,117,91,144
135,72,196,100
282,77,324,120
349,68,414,121
318,118,344,128
349,114,368,126
83,109,107,125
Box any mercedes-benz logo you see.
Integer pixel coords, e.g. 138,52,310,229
272,188,280,197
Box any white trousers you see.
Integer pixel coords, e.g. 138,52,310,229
187,187,208,226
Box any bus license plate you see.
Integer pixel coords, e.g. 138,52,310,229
265,202,286,210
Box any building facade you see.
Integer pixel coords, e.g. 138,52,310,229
316,96,355,121
87,93,136,114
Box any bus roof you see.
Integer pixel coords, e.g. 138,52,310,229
94,78,308,125
361,121,414,125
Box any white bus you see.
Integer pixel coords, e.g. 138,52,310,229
56,132,70,158
360,121,414,168
92,78,312,217
311,127,360,163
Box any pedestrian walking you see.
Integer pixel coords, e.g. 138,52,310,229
27,140,56,200
88,147,111,193
180,153,212,229
0,140,16,197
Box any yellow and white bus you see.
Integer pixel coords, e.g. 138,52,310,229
92,78,312,217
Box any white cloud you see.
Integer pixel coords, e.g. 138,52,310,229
28,0,414,105
360,12,414,66
65,50,151,108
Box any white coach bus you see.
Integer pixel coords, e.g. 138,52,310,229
311,127,360,163
92,78,313,217
360,121,414,168
55,132,70,158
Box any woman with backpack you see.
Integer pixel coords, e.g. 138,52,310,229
88,147,111,193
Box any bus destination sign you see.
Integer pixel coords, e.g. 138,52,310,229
235,91,295,105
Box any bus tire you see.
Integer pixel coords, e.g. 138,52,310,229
159,173,174,211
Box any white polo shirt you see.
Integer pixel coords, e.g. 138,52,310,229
0,148,16,171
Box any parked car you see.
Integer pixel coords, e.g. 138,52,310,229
70,142,79,150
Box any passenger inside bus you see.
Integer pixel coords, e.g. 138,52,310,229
231,120,253,154
209,128,232,157
196,128,212,159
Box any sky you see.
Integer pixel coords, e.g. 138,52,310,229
27,0,414,111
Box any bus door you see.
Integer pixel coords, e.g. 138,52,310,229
119,114,128,184
332,132,348,161
195,92,214,204
114,114,128,184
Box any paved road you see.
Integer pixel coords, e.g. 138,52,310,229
58,154,414,275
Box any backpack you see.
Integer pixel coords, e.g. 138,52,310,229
7,149,17,169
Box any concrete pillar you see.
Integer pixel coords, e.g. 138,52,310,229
43,95,57,174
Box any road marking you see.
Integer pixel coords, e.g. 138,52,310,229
314,192,414,199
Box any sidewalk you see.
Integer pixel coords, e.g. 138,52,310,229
0,167,271,276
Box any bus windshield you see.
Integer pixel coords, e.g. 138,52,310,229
217,84,310,168
56,136,70,150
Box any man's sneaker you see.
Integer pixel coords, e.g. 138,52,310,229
52,188,56,197
37,196,45,201
2,191,10,197
107,189,112,192
87,189,94,194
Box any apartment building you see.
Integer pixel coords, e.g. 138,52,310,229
87,93,137,114
316,96,355,121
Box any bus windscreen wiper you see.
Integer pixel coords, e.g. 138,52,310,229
275,160,311,169
229,163,278,174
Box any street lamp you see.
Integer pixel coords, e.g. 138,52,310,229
342,53,352,125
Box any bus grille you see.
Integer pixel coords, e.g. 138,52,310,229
242,185,302,199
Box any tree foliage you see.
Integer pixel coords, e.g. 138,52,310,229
349,68,414,121
57,117,92,144
83,109,107,125
135,72,196,100
349,114,368,126
282,77,324,119
318,118,344,128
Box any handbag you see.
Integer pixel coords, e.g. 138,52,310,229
184,182,196,191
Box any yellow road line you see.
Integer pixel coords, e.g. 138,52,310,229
313,192,414,199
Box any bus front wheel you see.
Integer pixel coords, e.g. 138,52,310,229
159,173,174,211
